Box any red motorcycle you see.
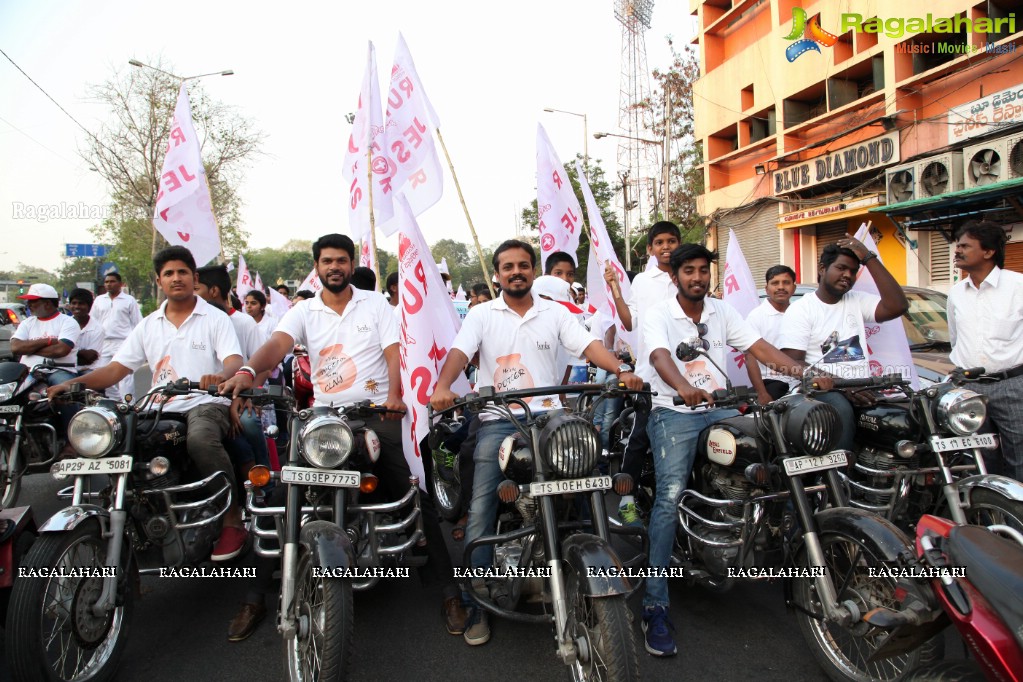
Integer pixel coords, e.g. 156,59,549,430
867,513,1023,681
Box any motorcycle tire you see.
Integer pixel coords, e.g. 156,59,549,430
428,461,463,524
5,519,134,682
901,661,986,682
964,487,1023,533
285,548,353,682
565,564,640,682
791,530,923,682
0,441,22,508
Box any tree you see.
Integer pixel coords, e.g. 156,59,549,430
55,257,104,293
82,59,263,304
520,155,625,278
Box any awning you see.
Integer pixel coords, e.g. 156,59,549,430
777,195,883,230
870,176,1023,228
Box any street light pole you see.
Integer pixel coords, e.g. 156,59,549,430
128,59,234,82
543,108,588,181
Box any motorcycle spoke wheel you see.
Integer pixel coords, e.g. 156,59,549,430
0,443,21,508
793,533,919,682
428,465,463,524
965,488,1023,534
286,551,353,682
566,567,639,682
5,520,132,682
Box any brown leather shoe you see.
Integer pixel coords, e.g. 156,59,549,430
444,597,469,635
228,602,266,642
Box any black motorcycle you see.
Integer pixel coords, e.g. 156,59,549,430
840,366,1023,532
242,387,424,682
670,340,935,682
5,379,234,682
430,382,646,682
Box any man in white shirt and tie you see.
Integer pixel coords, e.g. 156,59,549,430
90,271,142,399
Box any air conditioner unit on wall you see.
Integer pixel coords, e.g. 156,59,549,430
916,152,964,198
964,138,1010,189
1007,134,1023,180
886,162,916,204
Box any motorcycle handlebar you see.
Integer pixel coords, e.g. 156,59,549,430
804,373,907,391
429,382,653,418
672,386,752,409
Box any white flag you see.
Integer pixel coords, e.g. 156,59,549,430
236,255,255,298
342,42,392,244
268,286,292,320
721,229,760,387
376,34,444,236
359,240,376,272
575,160,635,353
153,83,221,266
536,124,583,268
226,261,235,273
297,267,323,295
454,284,466,301
254,271,264,293
396,195,470,488
852,224,920,389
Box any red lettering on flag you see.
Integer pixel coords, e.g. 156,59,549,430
409,169,427,188
552,170,563,190
724,274,739,295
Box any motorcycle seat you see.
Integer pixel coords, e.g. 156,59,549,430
946,524,1023,650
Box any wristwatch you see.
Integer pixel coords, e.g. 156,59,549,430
617,363,633,375
859,252,878,264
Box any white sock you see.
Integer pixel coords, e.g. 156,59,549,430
619,495,635,507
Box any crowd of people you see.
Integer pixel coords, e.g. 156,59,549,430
7,216,1018,659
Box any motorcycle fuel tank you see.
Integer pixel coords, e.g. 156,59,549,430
697,416,767,471
854,402,917,450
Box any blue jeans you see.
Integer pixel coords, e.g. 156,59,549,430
44,369,80,435
644,406,739,608
465,419,522,568
225,411,270,468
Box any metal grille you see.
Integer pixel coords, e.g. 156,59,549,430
800,402,839,458
544,418,600,478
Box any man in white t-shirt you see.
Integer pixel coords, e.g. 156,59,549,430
49,246,248,562
779,237,909,451
11,283,82,382
68,288,105,374
745,265,800,404
220,233,469,639
90,271,142,400
431,239,643,647
638,243,810,657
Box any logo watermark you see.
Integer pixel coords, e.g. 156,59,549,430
158,567,257,578
868,566,966,579
12,201,113,223
454,566,552,579
19,566,117,578
784,7,839,62
727,566,826,578
586,567,685,579
313,567,411,579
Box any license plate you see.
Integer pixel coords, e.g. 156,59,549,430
783,451,849,476
930,433,998,453
51,455,133,477
0,405,21,413
280,466,360,488
529,476,611,497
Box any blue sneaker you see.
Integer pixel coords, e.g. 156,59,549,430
641,605,677,657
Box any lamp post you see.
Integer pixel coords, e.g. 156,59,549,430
543,108,588,180
128,59,234,82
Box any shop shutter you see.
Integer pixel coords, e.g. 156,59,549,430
717,203,780,289
1004,242,1023,273
928,231,951,285
815,221,848,260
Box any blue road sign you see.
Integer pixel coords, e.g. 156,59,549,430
65,244,111,258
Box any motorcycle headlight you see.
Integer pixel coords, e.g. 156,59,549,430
781,395,839,458
0,381,16,402
937,388,987,436
67,407,122,458
539,413,600,478
300,415,354,469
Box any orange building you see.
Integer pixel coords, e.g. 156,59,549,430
691,0,1022,292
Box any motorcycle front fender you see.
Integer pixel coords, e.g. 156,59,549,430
38,504,110,534
299,520,355,571
957,473,1023,503
562,533,631,597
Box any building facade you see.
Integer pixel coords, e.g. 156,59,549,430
691,0,1022,291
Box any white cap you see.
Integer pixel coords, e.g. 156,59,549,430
18,283,59,300
532,275,571,303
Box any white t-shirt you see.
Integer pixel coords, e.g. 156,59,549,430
745,299,799,389
275,288,397,407
626,267,677,375
778,290,881,380
228,308,264,359
75,317,106,372
90,292,142,347
12,311,81,370
451,291,596,419
113,296,241,412
254,313,277,343
643,296,761,414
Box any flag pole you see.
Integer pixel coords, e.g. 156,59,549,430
366,146,381,290
435,127,494,298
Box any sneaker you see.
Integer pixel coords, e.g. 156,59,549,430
618,502,644,528
463,606,490,646
211,526,248,562
433,444,458,483
641,605,677,657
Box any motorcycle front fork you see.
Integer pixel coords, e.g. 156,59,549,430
537,492,576,664
93,473,129,617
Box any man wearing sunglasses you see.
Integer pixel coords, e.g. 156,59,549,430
639,243,812,658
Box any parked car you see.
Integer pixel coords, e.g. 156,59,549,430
0,303,29,328
756,284,953,386
0,320,11,360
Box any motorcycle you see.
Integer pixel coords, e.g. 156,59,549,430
671,339,935,682
0,359,77,507
242,385,425,682
5,379,234,682
840,366,1023,532
865,514,1023,681
430,381,647,682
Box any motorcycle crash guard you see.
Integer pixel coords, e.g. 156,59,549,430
957,473,1023,504
562,533,631,598
299,520,355,571
38,504,110,534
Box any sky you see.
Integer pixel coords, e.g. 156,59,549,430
0,0,695,276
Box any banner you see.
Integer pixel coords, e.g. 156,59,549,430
297,267,323,296
236,255,255,298
396,194,470,488
721,229,760,387
267,286,292,320
253,271,264,293
853,224,920,389
153,83,222,266
342,42,392,244
376,33,444,236
575,161,635,353
359,240,377,272
536,124,583,268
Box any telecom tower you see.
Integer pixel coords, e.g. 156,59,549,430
615,0,659,270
